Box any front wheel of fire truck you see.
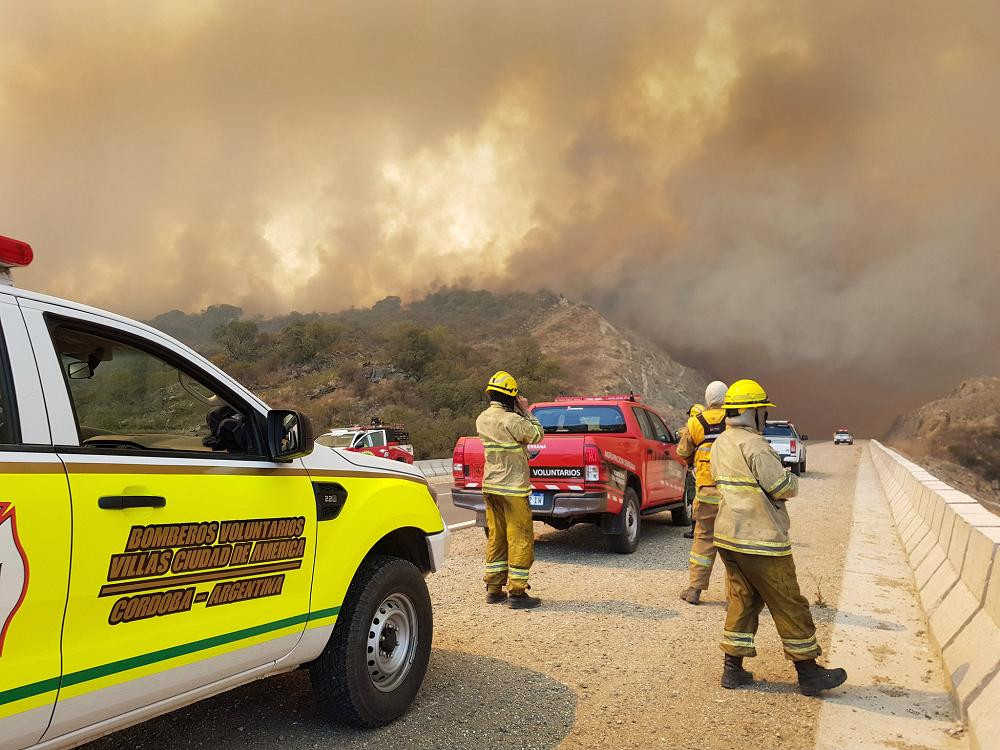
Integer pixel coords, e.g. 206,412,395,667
310,556,432,727
608,487,641,554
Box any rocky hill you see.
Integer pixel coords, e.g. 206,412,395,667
152,289,708,457
885,376,1000,512
532,299,707,427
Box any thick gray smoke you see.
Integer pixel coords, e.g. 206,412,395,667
3,1,998,436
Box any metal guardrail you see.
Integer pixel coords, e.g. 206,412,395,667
415,458,452,477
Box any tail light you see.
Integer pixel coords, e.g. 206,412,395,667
453,439,465,479
584,444,603,483
789,439,797,455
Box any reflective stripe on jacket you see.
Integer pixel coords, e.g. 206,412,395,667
710,424,798,555
676,407,726,500
476,403,544,497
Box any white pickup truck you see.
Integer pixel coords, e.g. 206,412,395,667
763,420,808,475
0,235,448,750
834,429,854,445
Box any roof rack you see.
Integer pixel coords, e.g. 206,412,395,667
554,392,642,403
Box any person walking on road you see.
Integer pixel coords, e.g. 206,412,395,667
711,379,847,695
679,403,705,540
677,382,728,604
477,370,545,609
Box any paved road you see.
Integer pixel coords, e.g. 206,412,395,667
82,442,964,750
429,476,477,528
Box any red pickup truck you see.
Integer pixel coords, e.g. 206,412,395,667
451,395,690,553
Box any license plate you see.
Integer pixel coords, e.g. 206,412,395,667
529,492,546,507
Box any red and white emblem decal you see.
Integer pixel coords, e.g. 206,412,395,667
0,502,29,656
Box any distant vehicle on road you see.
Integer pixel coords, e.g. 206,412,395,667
763,420,808,475
834,429,854,445
316,423,415,463
452,394,690,554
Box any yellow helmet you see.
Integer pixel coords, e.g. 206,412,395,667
724,379,776,410
689,403,705,417
486,370,519,397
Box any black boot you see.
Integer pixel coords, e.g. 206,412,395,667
721,654,754,689
795,659,847,696
485,588,507,604
683,522,695,539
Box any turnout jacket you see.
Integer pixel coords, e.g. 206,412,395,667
710,424,798,556
676,407,726,502
476,402,544,498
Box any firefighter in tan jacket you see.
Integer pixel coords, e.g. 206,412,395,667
477,371,545,609
711,379,847,696
677,381,728,604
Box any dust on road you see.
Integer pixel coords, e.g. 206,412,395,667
83,444,861,750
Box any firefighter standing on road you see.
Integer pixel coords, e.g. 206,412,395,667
679,403,705,540
677,382,728,604
477,371,545,609
711,379,847,695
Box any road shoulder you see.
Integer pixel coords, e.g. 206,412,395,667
814,448,966,749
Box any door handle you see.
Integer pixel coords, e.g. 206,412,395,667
98,495,167,510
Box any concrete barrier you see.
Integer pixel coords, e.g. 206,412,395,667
869,440,1000,749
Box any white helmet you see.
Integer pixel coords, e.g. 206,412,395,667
705,380,728,408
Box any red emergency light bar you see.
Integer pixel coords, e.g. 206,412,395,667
0,235,33,268
554,393,643,402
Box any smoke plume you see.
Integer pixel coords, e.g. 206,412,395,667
3,1,998,436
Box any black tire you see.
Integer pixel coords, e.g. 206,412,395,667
800,459,807,474
609,487,641,554
790,462,801,476
309,556,432,727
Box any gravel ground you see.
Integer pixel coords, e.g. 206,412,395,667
83,443,860,750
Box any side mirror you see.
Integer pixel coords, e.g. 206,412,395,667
267,409,315,461
801,435,809,441
67,361,94,379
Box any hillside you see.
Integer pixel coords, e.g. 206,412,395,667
531,299,706,426
150,290,709,458
885,376,1000,512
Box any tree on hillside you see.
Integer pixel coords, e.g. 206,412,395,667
213,319,267,361
386,325,439,380
273,320,341,366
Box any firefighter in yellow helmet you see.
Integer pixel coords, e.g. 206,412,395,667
477,371,545,609
677,382,728,604
711,379,847,695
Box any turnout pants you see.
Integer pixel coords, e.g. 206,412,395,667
483,492,535,595
687,497,720,590
718,549,821,661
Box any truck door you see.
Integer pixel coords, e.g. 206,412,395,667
21,307,317,739
0,297,72,750
630,407,669,505
643,410,686,499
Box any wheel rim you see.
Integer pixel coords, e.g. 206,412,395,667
625,500,638,543
367,593,418,693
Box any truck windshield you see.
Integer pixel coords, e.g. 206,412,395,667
763,424,794,437
316,433,358,448
532,405,627,434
